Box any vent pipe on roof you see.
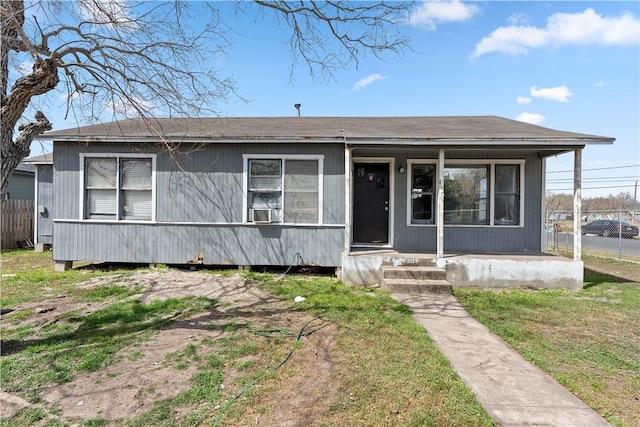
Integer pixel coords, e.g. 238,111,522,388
294,103,301,117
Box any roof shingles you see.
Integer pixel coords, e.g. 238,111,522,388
39,116,614,143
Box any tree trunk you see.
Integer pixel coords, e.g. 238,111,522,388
1,61,58,199
1,0,59,199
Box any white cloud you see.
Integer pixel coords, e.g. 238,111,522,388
515,112,545,125
77,0,138,32
106,97,154,117
58,91,84,102
18,61,34,76
353,73,387,91
516,96,532,105
508,13,530,26
408,0,480,30
530,85,573,103
595,80,607,88
473,8,640,57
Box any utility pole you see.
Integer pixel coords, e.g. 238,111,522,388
635,180,638,220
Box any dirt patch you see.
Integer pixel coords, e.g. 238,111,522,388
0,270,339,425
233,322,339,426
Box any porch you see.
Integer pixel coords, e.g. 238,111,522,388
340,250,584,291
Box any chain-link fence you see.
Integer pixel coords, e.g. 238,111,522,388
545,210,640,263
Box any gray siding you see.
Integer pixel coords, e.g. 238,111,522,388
53,142,345,266
36,165,54,244
383,151,544,254
53,222,344,265
52,140,549,266
54,142,344,223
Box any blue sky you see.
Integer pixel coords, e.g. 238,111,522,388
27,1,639,198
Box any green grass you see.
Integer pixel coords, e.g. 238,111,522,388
455,266,640,427
5,248,636,426
238,273,493,426
1,296,217,401
1,251,492,426
553,248,640,280
0,249,140,307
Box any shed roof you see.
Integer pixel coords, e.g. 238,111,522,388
24,153,53,164
38,116,614,145
14,163,35,173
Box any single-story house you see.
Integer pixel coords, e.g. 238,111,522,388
37,116,614,289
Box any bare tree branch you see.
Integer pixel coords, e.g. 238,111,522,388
1,0,412,198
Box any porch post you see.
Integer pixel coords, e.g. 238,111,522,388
344,145,352,254
573,148,582,261
437,149,445,259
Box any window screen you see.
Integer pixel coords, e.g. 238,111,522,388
247,157,320,224
84,157,153,221
284,160,319,223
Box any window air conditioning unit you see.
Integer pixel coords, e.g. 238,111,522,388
251,208,272,223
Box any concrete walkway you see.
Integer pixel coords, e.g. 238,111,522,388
391,293,611,427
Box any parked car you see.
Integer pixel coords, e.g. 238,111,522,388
581,220,639,238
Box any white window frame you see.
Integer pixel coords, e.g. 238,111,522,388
406,160,437,226
406,159,525,227
79,153,157,222
242,154,324,225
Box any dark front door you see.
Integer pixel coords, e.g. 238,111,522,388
353,162,390,244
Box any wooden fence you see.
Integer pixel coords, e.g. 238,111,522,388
1,200,34,249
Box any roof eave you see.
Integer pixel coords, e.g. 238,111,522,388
39,135,615,146
348,137,615,146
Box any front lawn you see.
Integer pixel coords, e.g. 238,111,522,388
456,265,640,427
1,249,493,426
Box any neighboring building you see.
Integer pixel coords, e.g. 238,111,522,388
5,162,35,200
23,153,54,249
37,116,614,289
1,162,36,249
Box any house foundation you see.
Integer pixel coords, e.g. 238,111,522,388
54,261,73,272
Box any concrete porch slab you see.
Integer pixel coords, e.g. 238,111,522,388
341,251,583,290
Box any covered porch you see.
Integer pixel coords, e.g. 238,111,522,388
341,145,589,290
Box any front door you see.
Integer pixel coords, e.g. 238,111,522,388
353,162,390,244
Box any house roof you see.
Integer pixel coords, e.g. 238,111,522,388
38,116,614,146
24,153,53,164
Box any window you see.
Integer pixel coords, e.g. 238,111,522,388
408,161,523,226
410,164,435,224
83,155,154,221
246,156,322,224
248,159,282,213
494,165,520,225
444,166,488,224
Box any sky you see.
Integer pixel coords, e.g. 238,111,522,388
24,1,640,199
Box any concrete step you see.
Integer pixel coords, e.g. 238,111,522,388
382,265,447,281
381,278,453,295
381,256,435,267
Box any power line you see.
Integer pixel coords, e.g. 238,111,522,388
547,175,639,182
546,184,637,192
547,164,639,174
